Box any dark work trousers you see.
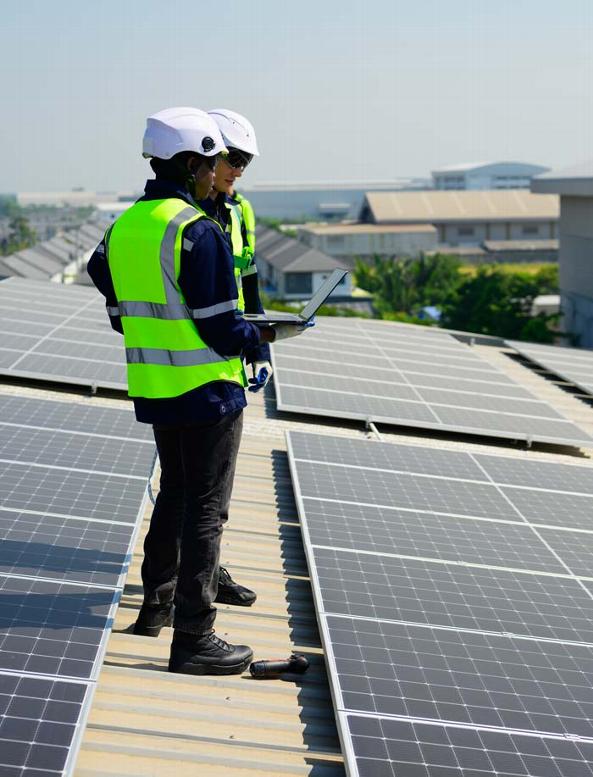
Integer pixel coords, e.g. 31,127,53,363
140,409,244,635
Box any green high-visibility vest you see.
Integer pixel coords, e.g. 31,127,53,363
106,198,247,399
225,193,257,313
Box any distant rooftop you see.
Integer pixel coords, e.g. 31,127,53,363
363,189,559,224
531,160,593,196
299,222,437,236
256,225,343,272
242,179,430,193
433,161,549,175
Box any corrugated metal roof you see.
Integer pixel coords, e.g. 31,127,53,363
75,391,348,777
364,190,559,224
299,223,437,236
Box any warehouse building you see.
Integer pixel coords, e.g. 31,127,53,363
360,189,559,246
532,160,593,347
296,222,438,263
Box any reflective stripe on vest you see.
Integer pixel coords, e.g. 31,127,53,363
234,193,256,257
226,202,248,313
106,198,246,399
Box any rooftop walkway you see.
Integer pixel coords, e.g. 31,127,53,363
75,390,348,777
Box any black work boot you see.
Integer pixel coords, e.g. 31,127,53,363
215,566,257,607
168,630,253,675
132,604,173,637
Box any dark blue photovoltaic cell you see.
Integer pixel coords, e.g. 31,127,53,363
0,386,153,775
287,431,593,777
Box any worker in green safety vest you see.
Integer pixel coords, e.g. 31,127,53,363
88,107,309,676
200,109,273,394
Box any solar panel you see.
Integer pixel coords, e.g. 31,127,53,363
314,547,593,641
287,430,593,777
0,425,154,477
0,509,133,587
0,394,151,440
300,500,566,573
0,673,92,776
0,393,154,774
509,339,593,396
273,320,593,447
0,278,126,391
344,716,593,777
0,575,118,679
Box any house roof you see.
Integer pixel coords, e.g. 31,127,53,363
363,189,559,224
256,225,343,273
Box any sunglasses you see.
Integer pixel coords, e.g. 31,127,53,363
221,148,253,171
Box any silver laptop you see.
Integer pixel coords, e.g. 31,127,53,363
243,268,349,325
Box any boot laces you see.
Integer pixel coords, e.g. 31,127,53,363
209,632,232,652
219,566,233,586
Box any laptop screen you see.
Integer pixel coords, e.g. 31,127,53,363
298,269,349,321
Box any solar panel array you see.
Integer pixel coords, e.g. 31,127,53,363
509,339,593,397
0,392,154,776
272,319,593,447
0,278,126,391
287,430,593,777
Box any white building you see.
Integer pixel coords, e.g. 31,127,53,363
432,162,549,191
532,160,593,347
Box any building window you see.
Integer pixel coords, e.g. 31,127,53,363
285,273,312,294
458,227,475,237
522,225,539,236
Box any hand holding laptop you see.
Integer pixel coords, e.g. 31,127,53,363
259,318,314,343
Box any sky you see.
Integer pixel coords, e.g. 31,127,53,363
1,0,592,193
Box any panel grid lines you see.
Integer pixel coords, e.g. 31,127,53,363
0,389,153,775
287,431,593,777
273,320,593,446
0,279,126,391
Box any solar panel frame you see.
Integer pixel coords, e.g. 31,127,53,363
343,714,593,777
0,671,95,777
508,339,593,396
0,509,134,588
273,320,593,447
286,431,593,777
0,392,154,775
0,278,127,391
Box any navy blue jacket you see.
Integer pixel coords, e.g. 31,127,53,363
87,179,263,426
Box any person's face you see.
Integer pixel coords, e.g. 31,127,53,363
213,155,243,196
190,156,217,200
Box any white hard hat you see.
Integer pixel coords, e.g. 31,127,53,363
208,109,259,156
142,107,227,160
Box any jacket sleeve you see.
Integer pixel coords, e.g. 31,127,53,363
86,239,123,334
242,256,271,363
178,221,261,357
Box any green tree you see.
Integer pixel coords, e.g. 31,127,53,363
1,214,37,255
354,253,462,318
441,264,559,341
